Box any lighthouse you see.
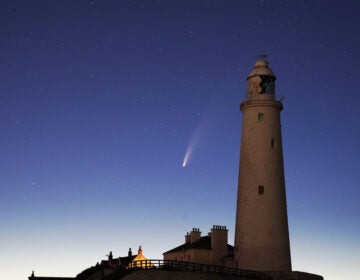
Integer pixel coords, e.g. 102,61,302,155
234,58,292,271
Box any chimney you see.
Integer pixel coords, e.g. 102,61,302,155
211,225,228,266
128,248,132,257
190,228,201,244
108,251,113,262
185,232,191,243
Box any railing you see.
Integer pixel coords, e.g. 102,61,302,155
241,92,285,103
126,259,272,279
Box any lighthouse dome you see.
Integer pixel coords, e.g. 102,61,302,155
247,59,276,80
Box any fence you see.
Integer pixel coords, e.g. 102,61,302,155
126,259,271,279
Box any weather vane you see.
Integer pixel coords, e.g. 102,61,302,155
257,54,268,60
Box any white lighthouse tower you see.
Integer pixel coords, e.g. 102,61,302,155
234,58,292,271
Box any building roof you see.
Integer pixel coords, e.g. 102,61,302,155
164,235,211,254
163,235,234,254
76,255,136,279
76,247,149,279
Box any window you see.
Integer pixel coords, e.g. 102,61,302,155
260,75,275,94
271,138,277,148
258,113,264,121
258,185,264,195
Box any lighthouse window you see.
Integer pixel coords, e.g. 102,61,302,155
258,185,264,195
271,138,277,148
260,75,275,94
258,113,264,121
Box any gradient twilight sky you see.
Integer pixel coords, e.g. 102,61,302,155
1,1,359,279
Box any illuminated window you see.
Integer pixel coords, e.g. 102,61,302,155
258,185,264,195
258,113,264,121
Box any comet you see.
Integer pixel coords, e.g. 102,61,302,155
182,127,200,168
182,144,193,167
181,104,215,168
182,150,190,167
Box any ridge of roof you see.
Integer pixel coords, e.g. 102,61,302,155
164,236,235,255
163,235,212,254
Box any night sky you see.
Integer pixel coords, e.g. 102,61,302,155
1,1,359,280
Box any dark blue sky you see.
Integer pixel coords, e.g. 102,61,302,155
1,1,359,279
